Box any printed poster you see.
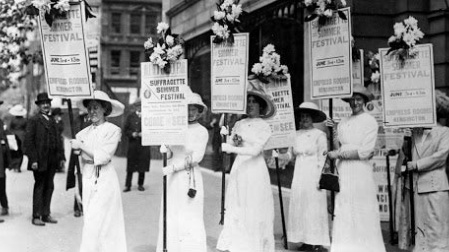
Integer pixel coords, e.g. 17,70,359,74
380,44,436,128
264,75,296,150
211,33,249,114
38,1,93,97
140,60,189,146
310,8,352,99
370,155,397,221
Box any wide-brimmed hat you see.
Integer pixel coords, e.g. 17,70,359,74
9,104,27,117
187,92,207,112
76,90,125,117
342,85,374,103
296,102,327,123
247,77,276,119
35,92,52,104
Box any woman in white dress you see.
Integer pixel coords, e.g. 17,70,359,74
217,78,276,252
287,102,330,251
70,90,127,252
157,92,209,252
327,85,385,252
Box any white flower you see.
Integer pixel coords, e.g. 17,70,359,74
7,43,20,54
304,0,313,6
144,38,154,49
6,27,20,38
231,4,243,19
371,71,380,83
213,11,226,20
388,35,397,44
393,22,406,38
403,33,414,46
251,63,263,75
404,16,418,29
165,35,174,46
153,43,165,55
340,0,347,6
412,28,424,41
54,0,70,12
221,0,234,10
31,0,52,13
324,9,333,17
157,22,169,34
281,65,289,75
374,53,380,60
212,22,230,39
263,44,275,54
226,13,234,22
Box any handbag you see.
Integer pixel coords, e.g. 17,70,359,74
319,156,340,192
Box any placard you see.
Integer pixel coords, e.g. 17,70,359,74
264,75,296,150
370,155,397,221
310,8,352,99
211,33,249,114
140,60,189,146
38,1,93,97
380,44,436,128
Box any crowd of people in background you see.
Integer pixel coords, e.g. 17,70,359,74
0,84,448,252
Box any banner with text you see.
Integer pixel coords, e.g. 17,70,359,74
211,33,249,114
380,44,436,128
141,60,189,146
310,8,352,100
370,155,397,221
264,75,296,150
38,2,93,97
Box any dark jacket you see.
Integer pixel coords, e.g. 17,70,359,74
0,119,11,178
24,113,64,172
124,112,151,172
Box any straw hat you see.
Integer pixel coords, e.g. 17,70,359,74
187,92,207,112
247,77,276,119
76,90,125,117
9,104,27,117
296,102,327,123
342,85,374,103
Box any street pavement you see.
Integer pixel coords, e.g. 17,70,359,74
0,154,407,252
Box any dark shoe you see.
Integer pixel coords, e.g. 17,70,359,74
138,185,145,191
32,218,45,226
74,210,82,217
42,216,57,224
123,187,131,192
0,219,4,223
1,208,8,216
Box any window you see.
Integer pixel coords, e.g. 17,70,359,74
130,14,142,34
145,13,158,35
111,13,121,33
110,50,121,75
129,51,140,76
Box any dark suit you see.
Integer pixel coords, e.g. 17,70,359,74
0,119,11,210
24,113,64,218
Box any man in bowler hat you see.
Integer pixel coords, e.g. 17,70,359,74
24,93,65,226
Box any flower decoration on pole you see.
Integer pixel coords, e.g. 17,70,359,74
303,0,347,25
386,16,424,65
251,44,289,84
367,51,380,84
144,22,184,74
211,0,244,44
23,0,96,27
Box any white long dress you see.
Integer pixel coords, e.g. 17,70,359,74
217,117,275,252
331,112,385,252
76,122,127,252
156,122,208,252
287,128,330,246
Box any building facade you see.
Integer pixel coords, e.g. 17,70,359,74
163,0,449,108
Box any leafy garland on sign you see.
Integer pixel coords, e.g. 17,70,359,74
303,0,347,26
386,16,424,65
250,44,289,84
23,0,96,27
211,0,244,44
144,22,184,74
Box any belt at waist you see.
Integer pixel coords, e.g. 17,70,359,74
83,159,94,164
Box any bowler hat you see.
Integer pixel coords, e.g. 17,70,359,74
35,92,52,104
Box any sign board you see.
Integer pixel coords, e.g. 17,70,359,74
310,8,352,99
264,75,296,150
370,155,397,221
140,60,189,146
38,1,93,97
211,33,249,114
379,44,436,128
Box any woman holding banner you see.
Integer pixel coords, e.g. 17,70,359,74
327,85,386,252
287,102,330,251
158,91,209,252
70,90,127,252
217,78,276,252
